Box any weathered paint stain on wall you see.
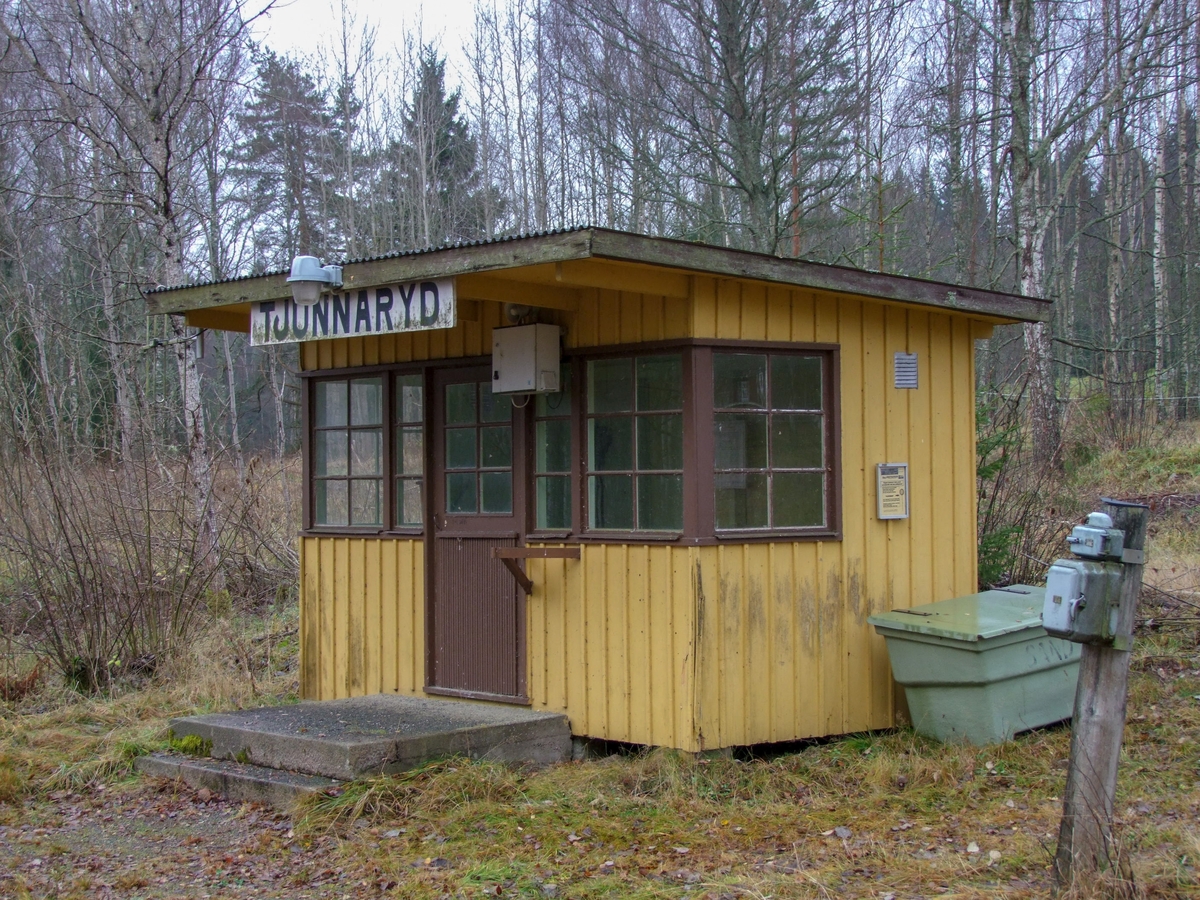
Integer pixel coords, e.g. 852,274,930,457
299,273,983,750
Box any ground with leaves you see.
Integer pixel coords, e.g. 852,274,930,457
1,633,1197,899
4,435,1200,898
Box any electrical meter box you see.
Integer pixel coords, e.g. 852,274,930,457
1043,558,1122,644
491,324,561,394
1066,512,1125,560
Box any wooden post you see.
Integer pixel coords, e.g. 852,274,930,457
1054,499,1149,887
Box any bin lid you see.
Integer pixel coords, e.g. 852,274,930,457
867,585,1047,643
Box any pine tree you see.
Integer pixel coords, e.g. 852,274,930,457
236,50,337,267
389,47,497,248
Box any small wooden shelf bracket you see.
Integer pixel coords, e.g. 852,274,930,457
490,547,581,595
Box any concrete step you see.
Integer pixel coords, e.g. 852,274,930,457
167,694,572,782
135,751,342,809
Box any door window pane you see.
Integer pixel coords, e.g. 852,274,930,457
481,472,513,513
481,425,512,468
446,472,477,513
446,382,476,425
480,383,513,423
446,427,477,469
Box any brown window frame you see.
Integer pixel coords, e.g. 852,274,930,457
300,341,840,543
533,339,841,544
302,364,431,536
703,347,838,537
581,351,688,536
530,366,574,537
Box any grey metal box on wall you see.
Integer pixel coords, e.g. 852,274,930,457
492,324,561,394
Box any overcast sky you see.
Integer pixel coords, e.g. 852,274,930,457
249,0,478,81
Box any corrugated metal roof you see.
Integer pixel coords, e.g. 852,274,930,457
148,226,594,294
147,226,1050,323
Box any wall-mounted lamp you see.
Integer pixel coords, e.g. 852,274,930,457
286,255,343,306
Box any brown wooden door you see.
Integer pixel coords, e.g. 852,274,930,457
427,367,527,701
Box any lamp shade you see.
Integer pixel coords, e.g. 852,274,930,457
287,255,342,306
291,279,322,305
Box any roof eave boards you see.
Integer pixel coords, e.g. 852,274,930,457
148,228,1049,325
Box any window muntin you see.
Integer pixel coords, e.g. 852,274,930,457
586,354,683,532
444,380,514,515
534,366,572,530
313,377,384,526
713,352,827,530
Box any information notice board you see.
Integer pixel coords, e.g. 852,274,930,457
876,463,909,520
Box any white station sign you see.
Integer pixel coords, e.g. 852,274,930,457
249,278,455,346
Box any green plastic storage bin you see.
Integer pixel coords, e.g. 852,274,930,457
869,586,1080,745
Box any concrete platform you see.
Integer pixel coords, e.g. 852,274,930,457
166,694,572,781
136,752,343,809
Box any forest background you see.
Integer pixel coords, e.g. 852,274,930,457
0,0,1197,686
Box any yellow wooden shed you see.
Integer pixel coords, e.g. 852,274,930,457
149,228,1048,752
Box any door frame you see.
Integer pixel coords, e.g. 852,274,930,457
424,362,530,703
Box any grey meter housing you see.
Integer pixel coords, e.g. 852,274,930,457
1042,512,1126,645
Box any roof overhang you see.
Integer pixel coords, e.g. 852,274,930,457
146,228,1050,328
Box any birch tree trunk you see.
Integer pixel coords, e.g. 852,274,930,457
1153,96,1171,418
1001,0,1061,467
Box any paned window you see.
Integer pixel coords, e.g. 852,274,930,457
394,374,424,527
443,380,514,515
533,367,573,530
586,354,683,531
713,352,827,530
313,377,383,526
306,342,836,541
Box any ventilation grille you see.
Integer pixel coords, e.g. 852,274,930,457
894,352,918,389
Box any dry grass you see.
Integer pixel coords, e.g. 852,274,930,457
2,432,1198,896
0,604,299,807
276,635,1196,898
2,626,1196,898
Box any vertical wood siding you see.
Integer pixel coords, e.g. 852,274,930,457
300,536,424,699
300,275,984,751
525,545,699,751
689,277,980,748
